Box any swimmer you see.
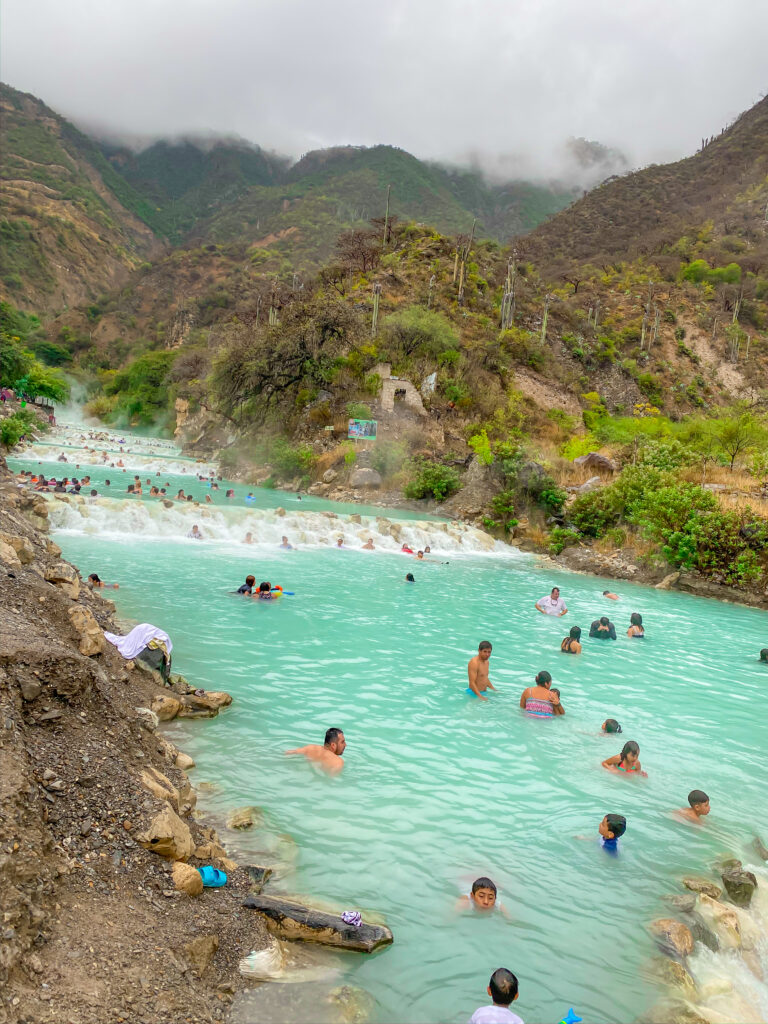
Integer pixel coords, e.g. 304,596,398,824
226,489,235,498
760,648,768,662
236,575,256,595
401,543,414,554
602,740,646,776
550,687,565,716
456,876,503,913
601,719,622,734
285,728,346,775
279,536,294,549
599,814,626,851
87,573,119,589
205,494,213,503
627,612,644,637
176,489,186,500
186,495,194,502
589,616,616,639
150,486,159,496
255,581,280,600
469,968,522,1024
424,545,431,555
336,537,345,548
362,538,375,550
520,671,560,717
535,586,568,616
560,625,582,654
675,790,710,824
603,590,620,600
243,532,254,544
467,641,496,700
105,480,110,486
405,573,415,583
188,524,203,540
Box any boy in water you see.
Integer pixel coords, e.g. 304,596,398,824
468,968,523,1024
457,877,502,913
467,641,496,700
598,813,626,852
675,790,710,824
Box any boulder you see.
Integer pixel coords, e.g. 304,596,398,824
245,865,273,893
576,475,603,494
648,958,697,1000
721,865,757,907
135,805,194,861
151,694,182,721
176,705,219,720
642,1001,709,1024
140,767,180,809
348,513,361,524
753,835,768,860
649,918,694,958
682,877,722,899
573,452,616,473
185,934,219,976
697,895,740,948
348,468,382,489
227,806,259,831
175,752,196,771
731,905,761,952
135,707,159,731
0,533,34,564
322,468,338,484
44,562,80,600
662,894,697,914
329,985,375,1024
242,894,393,953
0,540,22,570
656,571,681,591
200,691,232,709
67,605,105,656
46,540,61,558
686,911,720,952
172,861,203,896
19,679,42,702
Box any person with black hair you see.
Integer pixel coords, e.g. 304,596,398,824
285,728,346,775
468,968,523,1024
87,573,119,590
560,625,582,654
589,616,616,639
467,641,496,700
627,612,645,637
236,575,256,595
457,876,500,912
405,573,415,583
599,814,627,852
759,649,768,662
602,740,646,776
676,790,710,824
519,671,560,718
601,719,622,734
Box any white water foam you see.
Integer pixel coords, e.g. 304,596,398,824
45,494,513,556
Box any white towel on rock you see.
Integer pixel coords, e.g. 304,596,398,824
104,623,173,660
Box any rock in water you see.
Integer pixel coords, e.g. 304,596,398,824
175,751,196,770
151,694,182,721
328,985,375,1024
172,861,203,896
648,918,694,958
682,876,722,899
697,895,741,948
753,835,768,860
242,894,393,953
721,865,758,907
238,937,286,980
227,806,259,830
647,958,697,1000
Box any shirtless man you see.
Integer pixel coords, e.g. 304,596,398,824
467,641,496,700
285,728,346,775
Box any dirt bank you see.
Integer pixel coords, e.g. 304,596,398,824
0,459,270,1024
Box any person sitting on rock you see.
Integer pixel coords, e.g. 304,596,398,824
675,790,710,824
627,612,644,637
590,616,616,639
285,727,346,775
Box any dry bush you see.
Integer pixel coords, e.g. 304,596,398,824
679,465,759,490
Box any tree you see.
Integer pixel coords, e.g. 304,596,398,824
708,411,767,470
335,229,381,273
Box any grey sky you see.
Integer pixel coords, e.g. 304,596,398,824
3,0,766,179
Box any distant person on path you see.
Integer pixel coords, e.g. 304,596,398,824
535,587,567,616
589,616,616,640
675,790,710,824
602,740,646,776
468,968,523,1024
603,590,619,600
560,625,582,654
467,641,496,700
519,671,560,718
285,728,346,775
627,613,645,637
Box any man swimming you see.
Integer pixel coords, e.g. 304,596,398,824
285,728,346,775
467,641,496,700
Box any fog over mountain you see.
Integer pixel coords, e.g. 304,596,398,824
2,0,766,182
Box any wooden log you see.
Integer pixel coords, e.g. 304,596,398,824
242,894,393,952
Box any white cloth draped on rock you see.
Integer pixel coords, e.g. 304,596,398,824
104,623,173,660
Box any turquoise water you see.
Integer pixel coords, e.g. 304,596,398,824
12,427,768,1023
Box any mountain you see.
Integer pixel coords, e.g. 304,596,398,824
0,84,163,313
521,95,768,271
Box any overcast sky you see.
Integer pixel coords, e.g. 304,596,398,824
3,0,766,180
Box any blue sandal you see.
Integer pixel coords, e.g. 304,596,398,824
198,866,227,887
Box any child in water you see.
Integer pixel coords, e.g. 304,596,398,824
627,612,644,637
598,814,626,852
560,626,582,654
601,719,622,734
468,968,523,1024
675,790,710,824
602,740,646,776
457,876,500,912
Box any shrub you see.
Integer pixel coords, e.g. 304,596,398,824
269,438,316,480
468,429,493,466
0,410,36,448
404,459,460,501
346,401,372,420
370,440,406,479
483,489,518,533
548,526,580,555
636,438,697,471
560,433,598,459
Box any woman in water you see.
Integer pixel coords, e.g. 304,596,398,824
602,740,646,776
560,625,582,654
519,671,560,718
88,573,119,589
627,612,644,637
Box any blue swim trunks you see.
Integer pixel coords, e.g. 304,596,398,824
466,687,477,697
